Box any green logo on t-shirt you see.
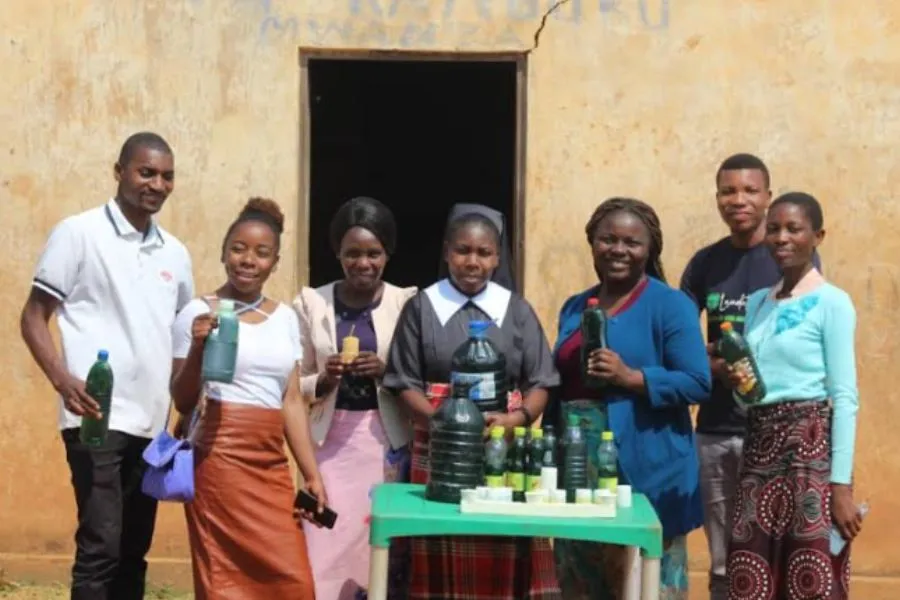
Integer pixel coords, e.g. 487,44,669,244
706,292,721,311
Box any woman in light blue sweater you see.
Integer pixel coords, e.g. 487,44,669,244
725,192,861,600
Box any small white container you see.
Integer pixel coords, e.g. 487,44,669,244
593,489,616,515
550,489,568,504
575,488,593,504
540,467,558,491
486,487,506,502
525,489,548,504
617,484,633,508
593,489,614,504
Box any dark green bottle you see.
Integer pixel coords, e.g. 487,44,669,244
79,350,114,447
506,426,527,502
581,298,608,389
525,427,545,491
426,380,486,504
542,424,557,467
717,321,766,406
562,413,588,503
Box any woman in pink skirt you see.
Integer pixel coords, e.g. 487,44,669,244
294,197,416,600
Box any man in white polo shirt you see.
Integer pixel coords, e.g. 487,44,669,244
20,132,193,600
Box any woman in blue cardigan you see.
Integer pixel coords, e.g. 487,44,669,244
552,197,711,599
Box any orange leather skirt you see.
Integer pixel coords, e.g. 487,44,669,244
185,399,315,600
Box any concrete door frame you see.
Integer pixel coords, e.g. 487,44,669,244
297,49,528,290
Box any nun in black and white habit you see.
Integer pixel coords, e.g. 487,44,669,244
383,205,562,599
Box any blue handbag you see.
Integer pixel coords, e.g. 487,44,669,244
141,408,199,503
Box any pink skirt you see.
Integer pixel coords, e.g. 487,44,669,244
304,409,409,600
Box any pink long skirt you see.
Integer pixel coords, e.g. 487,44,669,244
304,409,409,600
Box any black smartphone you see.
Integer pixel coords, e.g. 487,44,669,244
294,488,338,529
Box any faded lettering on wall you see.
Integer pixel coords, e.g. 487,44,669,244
249,0,671,47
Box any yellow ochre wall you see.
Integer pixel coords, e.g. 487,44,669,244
1,1,898,595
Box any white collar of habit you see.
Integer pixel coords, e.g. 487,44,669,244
424,278,511,328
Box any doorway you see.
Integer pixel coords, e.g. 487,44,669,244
300,54,525,291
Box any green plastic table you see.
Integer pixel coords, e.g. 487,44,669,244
368,483,663,600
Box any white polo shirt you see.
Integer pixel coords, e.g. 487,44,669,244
32,199,194,438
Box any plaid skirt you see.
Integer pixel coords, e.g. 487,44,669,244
408,383,561,599
727,401,851,600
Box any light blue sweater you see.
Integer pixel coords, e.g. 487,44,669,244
744,282,858,484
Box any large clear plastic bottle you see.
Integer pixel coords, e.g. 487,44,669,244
450,320,507,413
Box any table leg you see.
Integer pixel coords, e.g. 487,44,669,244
640,556,661,600
621,546,642,600
368,545,390,600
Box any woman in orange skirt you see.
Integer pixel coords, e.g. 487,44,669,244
170,198,326,599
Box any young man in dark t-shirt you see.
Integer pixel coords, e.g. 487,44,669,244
680,154,820,600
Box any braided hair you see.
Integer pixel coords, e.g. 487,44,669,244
584,197,667,284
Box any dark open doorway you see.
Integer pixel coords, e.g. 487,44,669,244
301,55,524,290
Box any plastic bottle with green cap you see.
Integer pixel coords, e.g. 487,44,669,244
79,349,114,447
597,430,618,493
506,426,527,501
202,299,240,383
484,426,508,488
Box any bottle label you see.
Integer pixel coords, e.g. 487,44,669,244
451,372,496,401
598,477,618,493
506,472,525,492
525,475,542,491
732,358,760,398
542,450,555,466
485,475,505,488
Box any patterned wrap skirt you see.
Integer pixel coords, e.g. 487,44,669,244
407,383,561,600
727,400,851,600
184,400,315,600
554,400,690,600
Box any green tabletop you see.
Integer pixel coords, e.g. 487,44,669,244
369,483,663,558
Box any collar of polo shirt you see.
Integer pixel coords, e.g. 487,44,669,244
104,198,165,245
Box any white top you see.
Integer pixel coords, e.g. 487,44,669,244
32,199,194,438
173,299,302,410
424,279,511,327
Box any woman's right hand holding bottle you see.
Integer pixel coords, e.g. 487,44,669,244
190,313,218,348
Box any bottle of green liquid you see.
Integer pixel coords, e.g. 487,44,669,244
79,350,114,447
506,426,527,502
202,299,239,383
581,298,608,389
717,321,766,406
484,426,508,488
525,427,545,491
562,413,588,503
596,430,618,493
542,424,557,467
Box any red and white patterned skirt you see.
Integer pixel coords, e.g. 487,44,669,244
727,400,851,600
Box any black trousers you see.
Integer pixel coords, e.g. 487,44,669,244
62,429,158,600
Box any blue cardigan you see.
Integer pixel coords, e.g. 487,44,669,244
551,278,711,539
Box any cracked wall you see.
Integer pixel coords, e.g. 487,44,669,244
1,0,899,594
